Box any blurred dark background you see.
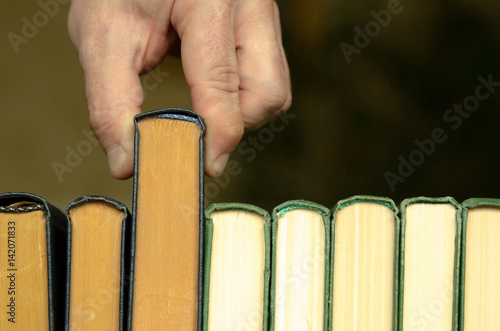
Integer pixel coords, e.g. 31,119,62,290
1,0,500,212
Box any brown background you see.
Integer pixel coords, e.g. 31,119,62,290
1,0,500,212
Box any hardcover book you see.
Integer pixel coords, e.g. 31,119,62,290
399,197,461,331
460,198,500,330
270,200,330,331
329,195,399,331
127,108,205,331
203,203,271,331
66,195,131,331
0,192,68,330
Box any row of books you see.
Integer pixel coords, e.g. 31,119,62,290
0,192,498,330
1,108,497,331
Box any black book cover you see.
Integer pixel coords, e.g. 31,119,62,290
128,108,205,331
65,195,131,331
0,192,68,330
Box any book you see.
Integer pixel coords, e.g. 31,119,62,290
270,200,330,331
460,198,500,330
128,108,205,330
2,187,497,330
329,195,400,331
399,197,461,331
0,192,68,330
203,203,271,331
66,195,131,331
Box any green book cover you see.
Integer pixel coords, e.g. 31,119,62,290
269,200,331,331
329,195,399,331
203,203,271,331
460,198,500,331
399,197,461,331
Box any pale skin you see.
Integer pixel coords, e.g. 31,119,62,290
68,0,292,178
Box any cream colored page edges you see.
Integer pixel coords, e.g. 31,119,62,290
332,202,395,331
402,203,456,330
274,208,326,331
0,210,48,330
69,201,124,330
207,210,266,331
464,207,500,330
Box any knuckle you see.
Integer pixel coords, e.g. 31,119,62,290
216,112,245,139
217,115,245,147
86,106,123,150
206,64,240,94
226,122,245,140
260,81,291,115
87,108,111,140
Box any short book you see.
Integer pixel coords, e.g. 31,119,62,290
203,203,271,331
66,195,131,331
0,192,68,331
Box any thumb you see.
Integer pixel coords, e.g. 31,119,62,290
81,53,142,179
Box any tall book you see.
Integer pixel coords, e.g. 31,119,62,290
128,108,205,330
460,198,500,330
329,195,399,331
66,195,131,330
203,203,271,331
0,192,68,330
399,197,461,331
270,200,330,331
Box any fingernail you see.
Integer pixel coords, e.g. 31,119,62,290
107,145,127,177
212,153,230,176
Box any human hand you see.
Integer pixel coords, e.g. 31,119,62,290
68,0,291,178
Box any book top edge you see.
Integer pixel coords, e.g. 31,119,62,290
400,196,461,211
134,108,205,131
0,192,67,232
332,195,398,214
0,191,46,206
0,192,52,216
66,195,129,217
462,197,500,209
272,199,330,218
205,202,271,223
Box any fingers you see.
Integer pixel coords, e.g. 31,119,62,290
68,0,175,179
235,0,292,129
172,0,291,176
83,60,142,179
172,1,244,177
72,10,145,179
70,0,291,179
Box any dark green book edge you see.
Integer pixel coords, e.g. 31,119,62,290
65,195,131,331
203,203,271,331
269,200,331,331
329,195,400,331
0,192,69,331
459,198,500,331
399,197,461,331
